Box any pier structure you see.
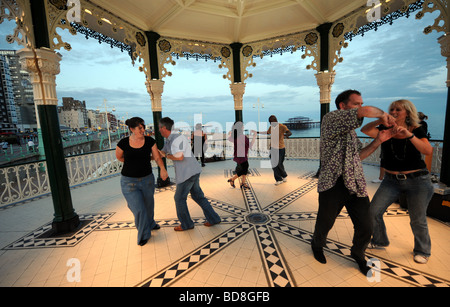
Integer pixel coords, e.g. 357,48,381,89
283,117,321,130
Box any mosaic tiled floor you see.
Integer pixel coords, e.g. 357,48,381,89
1,159,450,287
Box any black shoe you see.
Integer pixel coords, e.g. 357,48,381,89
138,239,148,246
350,252,370,276
153,224,161,230
311,245,327,264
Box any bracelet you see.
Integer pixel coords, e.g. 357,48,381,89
406,134,414,140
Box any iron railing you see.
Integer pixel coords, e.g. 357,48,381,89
0,137,444,208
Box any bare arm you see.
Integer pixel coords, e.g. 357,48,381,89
359,129,393,161
152,144,168,180
115,146,124,162
166,151,184,161
361,119,383,138
358,106,396,128
394,126,433,156
285,129,292,138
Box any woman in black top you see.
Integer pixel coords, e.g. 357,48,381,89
116,117,168,246
362,100,434,264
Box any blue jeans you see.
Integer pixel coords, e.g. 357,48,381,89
370,170,433,256
174,173,221,230
120,174,156,244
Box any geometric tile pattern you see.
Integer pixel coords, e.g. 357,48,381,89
4,170,450,288
138,223,253,287
135,175,450,287
140,175,450,288
224,168,261,178
2,213,114,250
271,220,450,287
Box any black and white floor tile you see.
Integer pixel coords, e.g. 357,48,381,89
3,168,450,288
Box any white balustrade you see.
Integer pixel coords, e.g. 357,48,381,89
0,138,443,208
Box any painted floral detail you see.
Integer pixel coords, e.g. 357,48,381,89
159,39,171,53
242,45,253,57
305,32,318,45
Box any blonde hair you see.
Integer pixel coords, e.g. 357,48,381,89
389,99,421,128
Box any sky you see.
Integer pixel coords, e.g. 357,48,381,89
0,10,447,139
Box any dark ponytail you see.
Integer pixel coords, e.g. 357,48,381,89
125,117,145,129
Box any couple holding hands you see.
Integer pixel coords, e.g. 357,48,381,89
115,117,220,246
312,90,433,276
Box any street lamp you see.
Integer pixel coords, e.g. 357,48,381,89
97,99,116,149
253,98,264,129
253,98,265,158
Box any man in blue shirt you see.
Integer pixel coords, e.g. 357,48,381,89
159,117,221,231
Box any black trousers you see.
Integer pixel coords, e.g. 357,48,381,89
312,177,372,260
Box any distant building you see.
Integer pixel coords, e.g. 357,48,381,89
98,111,117,130
0,50,36,133
0,53,18,133
58,97,89,130
87,109,100,130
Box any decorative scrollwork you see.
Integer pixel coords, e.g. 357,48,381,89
49,0,66,10
156,37,233,80
0,0,34,48
42,0,151,79
417,0,448,34
330,0,426,72
345,0,425,41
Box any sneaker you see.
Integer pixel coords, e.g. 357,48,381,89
414,254,429,264
282,177,287,182
275,181,283,186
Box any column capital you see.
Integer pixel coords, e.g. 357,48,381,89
315,71,336,104
146,79,165,112
17,47,62,106
17,47,61,75
230,82,246,111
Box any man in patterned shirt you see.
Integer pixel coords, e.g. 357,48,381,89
311,89,395,275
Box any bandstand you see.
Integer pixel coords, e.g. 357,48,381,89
0,0,450,288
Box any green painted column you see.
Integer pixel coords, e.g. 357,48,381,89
438,34,450,187
18,0,79,234
316,23,334,121
38,104,78,226
152,111,164,149
145,31,168,185
235,110,243,123
17,48,79,234
440,88,450,186
230,43,244,122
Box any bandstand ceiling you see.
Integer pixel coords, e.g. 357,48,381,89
88,0,372,44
